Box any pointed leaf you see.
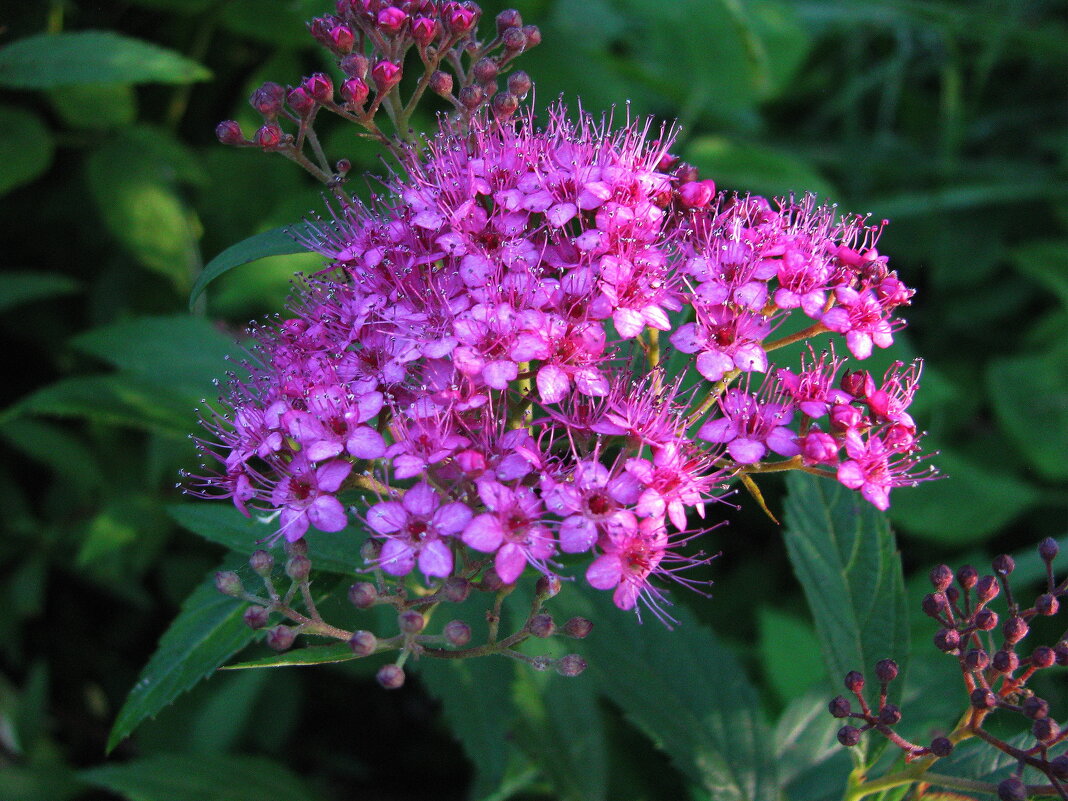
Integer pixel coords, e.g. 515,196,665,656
222,643,355,669
0,32,211,88
0,105,54,195
190,224,314,309
782,472,909,766
0,271,79,313
107,564,255,750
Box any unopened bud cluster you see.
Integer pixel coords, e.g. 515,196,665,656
215,0,540,182
832,538,1067,797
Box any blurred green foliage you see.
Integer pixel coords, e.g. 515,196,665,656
1,1,1065,799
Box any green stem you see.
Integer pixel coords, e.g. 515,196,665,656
763,322,829,352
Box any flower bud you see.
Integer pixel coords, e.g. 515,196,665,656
341,78,370,107
501,27,526,52
840,370,875,399
1051,754,1068,780
377,6,408,34
837,725,861,747
991,649,1019,674
974,607,998,631
1056,642,1068,666
1002,615,1028,645
243,605,270,629
1038,536,1059,562
921,592,947,619
480,566,503,591
458,84,484,110
376,663,405,689
877,704,901,726
287,86,316,116
266,625,297,651
250,81,286,116
992,554,1015,575
335,158,351,174
1030,645,1055,669
372,61,402,92
412,16,438,46
956,564,978,590
555,654,587,677
933,628,960,652
1032,718,1059,744
349,582,378,608
286,554,312,582
536,574,561,598
496,8,522,33
303,72,334,104
830,403,863,431
473,57,498,83
446,6,476,33
996,777,1027,801
843,670,865,694
254,123,283,149
215,571,244,597
963,648,989,671
349,629,377,656
215,120,245,145
1035,593,1059,616
874,659,898,683
340,53,369,79
285,538,308,557
929,737,953,757
828,696,851,718
429,70,453,97
507,70,531,98
976,575,999,603
970,688,996,709
520,24,541,48
929,564,953,592
529,613,555,638
398,609,425,634
491,91,519,119
945,585,960,605
673,162,699,183
1022,696,1049,719
678,180,714,209
562,617,593,639
329,24,355,53
444,619,471,646
249,549,274,576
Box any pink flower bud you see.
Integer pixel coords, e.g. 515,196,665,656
215,120,245,145
329,24,355,53
254,123,283,149
377,6,408,34
287,87,316,116
371,60,402,91
429,70,453,97
249,81,285,116
841,369,875,398
303,72,334,103
340,52,369,79
501,26,526,51
830,403,863,431
496,8,522,33
411,16,438,45
679,180,714,209
801,430,839,464
491,91,519,119
341,77,369,106
507,70,531,98
446,6,476,33
473,57,498,82
458,84,483,109
521,24,541,48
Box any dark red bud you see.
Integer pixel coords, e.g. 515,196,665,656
970,687,997,709
372,60,402,91
976,575,1000,602
555,654,587,677
562,617,593,639
329,24,355,53
841,370,875,399
349,629,377,656
480,566,503,591
376,663,405,689
929,564,953,591
398,610,425,634
442,576,470,603
956,564,978,589
250,81,286,115
444,619,471,646
243,605,270,629
411,16,438,45
285,554,312,582
214,571,244,597
458,84,484,110
673,162,699,183
496,8,522,33
529,614,555,638
491,91,519,119
1032,718,1059,744
933,628,960,652
428,70,454,97
215,120,246,145
837,725,861,747
520,24,541,48
844,670,865,694
996,777,1027,801
340,53,369,79
1038,536,1059,562
266,625,297,651
335,158,351,174
473,57,498,82
1022,696,1049,719
348,582,378,608
287,87,316,116
828,696,851,718
963,648,989,671
929,737,953,757
974,607,998,631
285,538,307,557
1031,645,1056,669
1035,593,1059,616
921,592,947,618
992,554,1015,575
446,6,476,33
1051,754,1068,780
501,27,526,51
507,70,532,98
536,574,561,598
877,704,901,726
874,659,898,683
1002,616,1028,645
303,72,334,103
991,649,1019,674
341,77,370,106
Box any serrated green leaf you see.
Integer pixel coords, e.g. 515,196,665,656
47,83,136,129
774,689,843,791
558,586,778,800
512,667,607,801
70,315,238,395
889,447,1042,541
0,270,79,312
758,607,826,704
81,753,324,801
223,642,355,669
0,415,102,488
0,105,54,196
0,32,211,88
987,349,1068,481
782,471,909,767
107,564,256,751
10,374,198,436
166,504,367,575
685,136,837,200
190,223,313,309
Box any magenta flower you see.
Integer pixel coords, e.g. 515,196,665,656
270,456,352,542
366,482,471,578
698,388,799,465
586,517,669,612
669,305,771,382
461,479,555,583
542,460,641,553
837,430,934,510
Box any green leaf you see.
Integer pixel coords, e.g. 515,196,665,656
47,83,136,129
70,315,238,395
1010,240,1068,307
757,607,826,704
0,270,79,312
889,447,1042,542
0,32,211,88
512,667,608,801
782,471,909,767
685,136,838,200
190,223,313,309
223,643,355,669
0,105,54,196
987,349,1068,481
86,141,201,290
418,656,520,799
0,415,102,489
167,504,367,575
81,753,324,801
560,587,778,800
774,689,844,791
107,565,256,751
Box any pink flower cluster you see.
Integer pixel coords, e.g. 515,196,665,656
190,104,933,617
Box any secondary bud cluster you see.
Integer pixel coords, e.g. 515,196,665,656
831,539,1067,796
215,0,540,181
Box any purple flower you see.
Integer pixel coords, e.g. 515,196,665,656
366,482,471,578
461,479,555,583
698,388,799,465
270,456,352,542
